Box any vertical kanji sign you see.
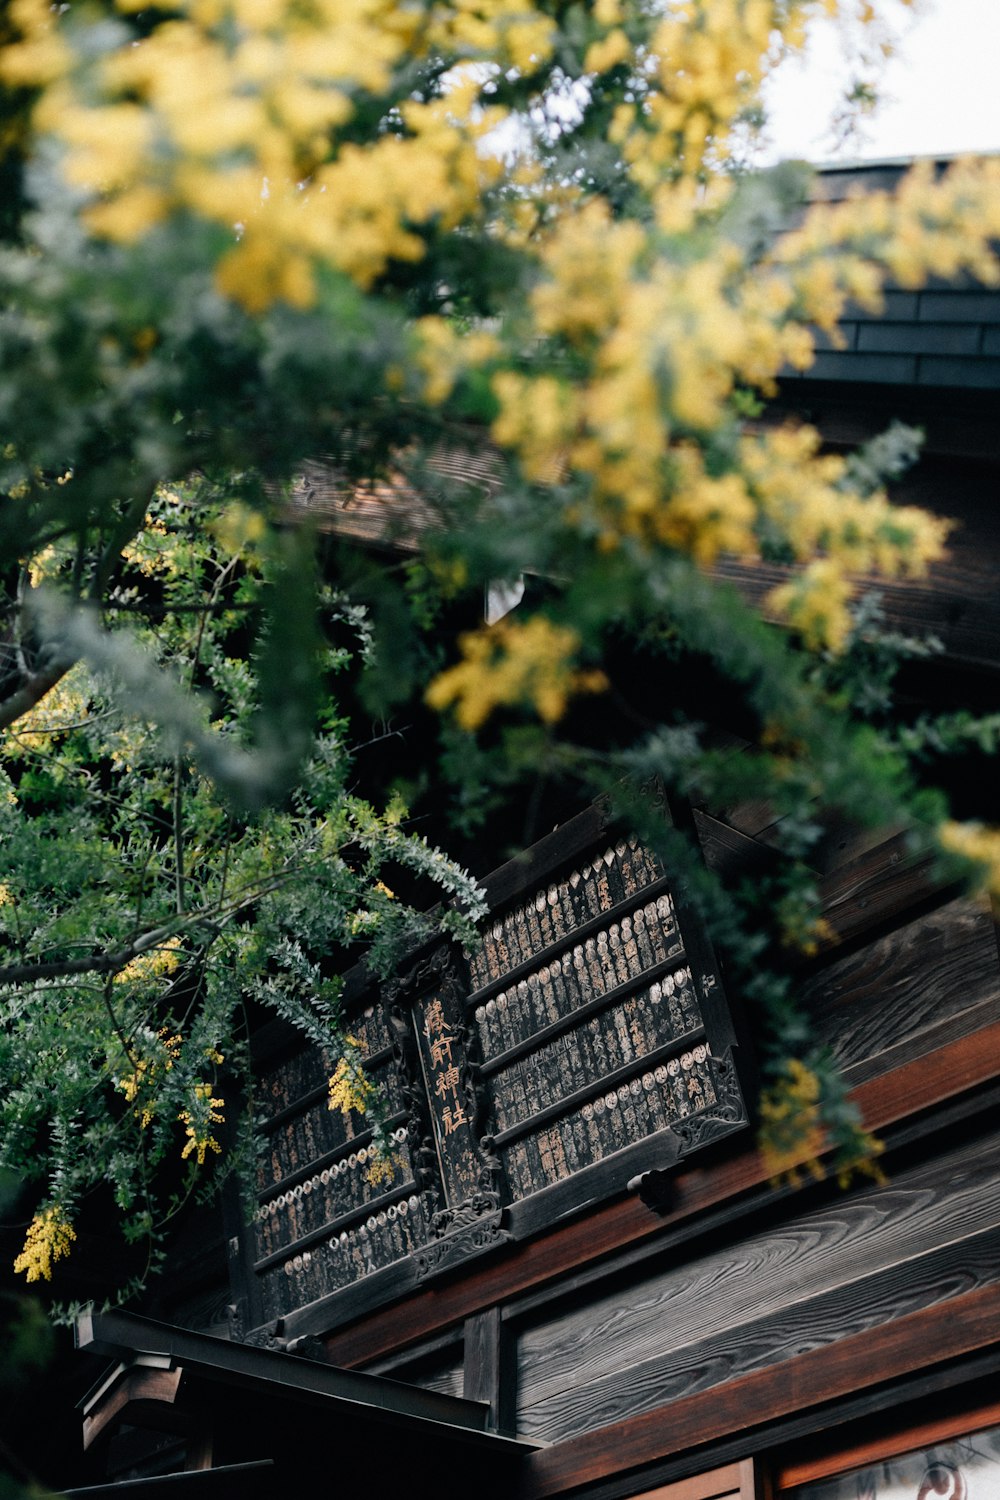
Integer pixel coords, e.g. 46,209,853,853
413,990,483,1205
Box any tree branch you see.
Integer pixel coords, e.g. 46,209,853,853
0,924,181,986
0,652,77,732
173,755,186,915
0,863,308,987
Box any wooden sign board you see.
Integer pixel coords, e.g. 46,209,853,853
243,804,748,1334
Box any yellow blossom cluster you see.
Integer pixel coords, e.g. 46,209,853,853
120,512,175,578
210,501,269,567
605,0,913,184
759,1058,885,1189
767,561,857,652
0,0,69,88
531,201,646,349
740,423,949,647
13,1205,77,1282
328,1045,376,1118
584,25,633,77
657,445,757,564
117,1027,183,1127
773,157,1000,322
413,317,499,407
2,0,511,310
426,616,607,730
179,1082,225,1164
113,936,183,988
757,1057,828,1188
9,0,999,711
347,881,395,934
628,0,785,178
420,0,555,71
365,1152,399,1187
491,373,578,484
7,664,94,753
499,211,812,537
431,153,995,731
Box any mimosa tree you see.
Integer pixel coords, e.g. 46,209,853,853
2,0,1000,1289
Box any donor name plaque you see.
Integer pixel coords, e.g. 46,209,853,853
242,801,747,1335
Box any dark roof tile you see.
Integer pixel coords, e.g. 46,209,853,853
918,291,1000,324
797,351,917,384
917,355,1000,387
857,321,982,355
846,291,920,323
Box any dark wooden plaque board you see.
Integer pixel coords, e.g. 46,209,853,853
238,802,748,1339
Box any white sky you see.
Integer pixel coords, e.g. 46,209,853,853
763,0,1000,164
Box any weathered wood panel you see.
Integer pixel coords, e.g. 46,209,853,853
515,1129,1000,1442
813,830,941,947
359,1328,467,1402
522,1229,997,1446
391,1354,466,1401
778,1395,1000,1489
515,1284,1000,1500
802,896,1000,1081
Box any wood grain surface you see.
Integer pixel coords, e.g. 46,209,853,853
802,896,1000,1077
514,1283,1000,1498
515,1131,1000,1440
711,453,1000,671
633,1458,758,1500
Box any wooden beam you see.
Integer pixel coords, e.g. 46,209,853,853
464,1307,513,1433
514,1283,1000,1498
82,1365,185,1450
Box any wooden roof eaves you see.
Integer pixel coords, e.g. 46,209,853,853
64,1461,276,1498
74,1308,540,1457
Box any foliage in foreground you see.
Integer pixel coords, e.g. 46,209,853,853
1,0,1000,1287
0,494,486,1292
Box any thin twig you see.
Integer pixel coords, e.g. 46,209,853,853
173,755,186,915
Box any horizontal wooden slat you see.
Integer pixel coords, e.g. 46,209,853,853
803,896,1000,1078
635,1458,756,1500
814,830,940,946
516,1134,1000,1438
520,1229,1000,1444
514,1284,1000,1498
714,454,1000,671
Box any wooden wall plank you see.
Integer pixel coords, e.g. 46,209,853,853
514,1284,1000,1499
630,1457,753,1500
518,1228,999,1444
710,454,1000,672
802,896,999,1078
515,1134,1000,1437
814,831,940,949
776,1395,1000,1488
464,1307,504,1428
